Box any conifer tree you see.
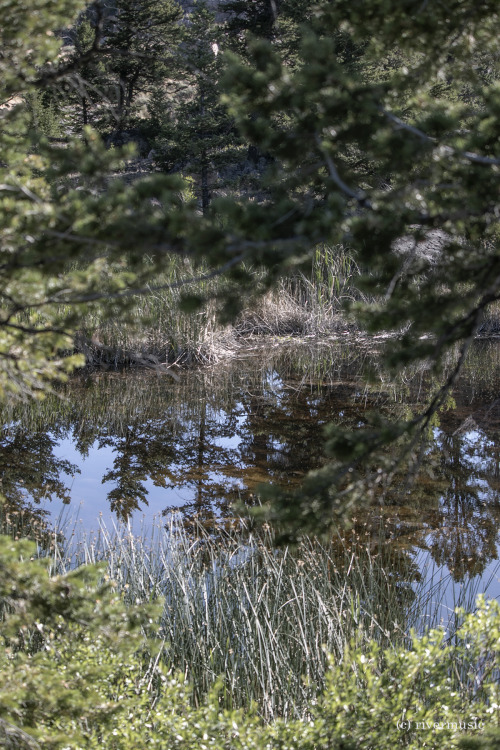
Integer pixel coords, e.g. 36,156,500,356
221,0,280,48
216,0,500,535
68,11,105,129
152,4,237,213
0,0,195,398
68,0,183,133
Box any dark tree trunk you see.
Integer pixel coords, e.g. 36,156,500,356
200,88,210,214
201,149,210,215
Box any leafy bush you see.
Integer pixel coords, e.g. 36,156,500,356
1,534,500,749
0,534,159,749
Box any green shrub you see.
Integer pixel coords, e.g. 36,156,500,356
0,534,160,749
1,534,499,749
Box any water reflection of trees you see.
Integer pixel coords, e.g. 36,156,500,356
354,425,500,579
0,341,499,580
423,406,500,579
0,424,78,546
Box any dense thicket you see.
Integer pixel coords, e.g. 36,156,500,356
1,0,500,526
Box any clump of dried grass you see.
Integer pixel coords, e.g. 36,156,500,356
75,245,365,369
236,287,313,336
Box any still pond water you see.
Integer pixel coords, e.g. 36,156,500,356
2,338,500,620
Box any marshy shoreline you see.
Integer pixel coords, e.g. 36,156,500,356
70,244,500,374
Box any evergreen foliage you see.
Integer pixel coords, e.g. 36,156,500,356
66,0,183,132
151,4,238,212
0,535,159,748
1,0,500,519
0,0,196,398
98,0,183,130
1,0,500,583
214,0,500,532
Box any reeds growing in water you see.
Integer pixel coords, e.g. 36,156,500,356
74,244,366,369
45,513,493,721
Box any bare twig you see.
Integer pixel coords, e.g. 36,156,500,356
315,135,373,209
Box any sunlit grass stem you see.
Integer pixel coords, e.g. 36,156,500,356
46,514,490,721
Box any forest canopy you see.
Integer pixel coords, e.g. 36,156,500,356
0,0,499,533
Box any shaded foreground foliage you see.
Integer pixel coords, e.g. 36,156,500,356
1,531,500,749
1,0,500,533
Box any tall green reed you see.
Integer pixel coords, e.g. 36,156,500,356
48,513,487,721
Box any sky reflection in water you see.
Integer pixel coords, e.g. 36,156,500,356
1,339,500,614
